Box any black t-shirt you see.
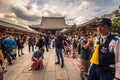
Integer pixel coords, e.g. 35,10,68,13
45,36,49,44
36,38,44,49
55,35,65,49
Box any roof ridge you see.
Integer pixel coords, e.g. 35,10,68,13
42,16,65,19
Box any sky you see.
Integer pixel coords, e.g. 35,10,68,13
0,0,120,28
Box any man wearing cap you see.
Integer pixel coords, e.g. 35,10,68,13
88,18,120,80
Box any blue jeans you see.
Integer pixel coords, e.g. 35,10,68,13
55,48,64,66
29,44,34,52
45,43,49,51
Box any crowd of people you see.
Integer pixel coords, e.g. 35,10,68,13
53,18,120,80
0,18,120,80
0,33,26,80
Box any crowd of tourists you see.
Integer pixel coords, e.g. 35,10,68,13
51,18,120,80
0,33,27,80
0,18,120,80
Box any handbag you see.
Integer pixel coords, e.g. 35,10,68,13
11,48,17,55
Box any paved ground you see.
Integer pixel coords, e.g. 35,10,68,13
4,45,80,80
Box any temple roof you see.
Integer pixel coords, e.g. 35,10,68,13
29,17,72,30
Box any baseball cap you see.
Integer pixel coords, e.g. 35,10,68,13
97,18,112,27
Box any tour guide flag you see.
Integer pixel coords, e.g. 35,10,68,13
90,44,99,65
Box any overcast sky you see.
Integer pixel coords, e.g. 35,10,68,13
0,0,120,27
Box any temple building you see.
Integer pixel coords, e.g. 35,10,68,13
29,17,72,34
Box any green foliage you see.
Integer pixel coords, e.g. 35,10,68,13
112,17,120,34
112,17,120,27
71,23,77,29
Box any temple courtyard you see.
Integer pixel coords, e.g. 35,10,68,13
4,45,80,80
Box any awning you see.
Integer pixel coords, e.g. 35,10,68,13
0,20,42,34
60,28,68,33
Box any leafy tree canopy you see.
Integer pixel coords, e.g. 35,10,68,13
71,23,77,29
112,17,120,27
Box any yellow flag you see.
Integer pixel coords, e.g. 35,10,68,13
90,44,99,65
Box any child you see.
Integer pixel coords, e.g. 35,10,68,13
30,48,44,71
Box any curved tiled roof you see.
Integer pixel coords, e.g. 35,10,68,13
29,17,72,30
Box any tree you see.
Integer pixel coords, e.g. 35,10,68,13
71,23,77,29
112,17,120,34
112,17,120,27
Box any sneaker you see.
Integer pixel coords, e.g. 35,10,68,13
22,53,24,55
61,65,64,68
55,62,60,64
46,50,49,52
12,57,16,60
2,67,7,73
3,69,7,73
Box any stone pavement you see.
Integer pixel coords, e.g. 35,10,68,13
4,46,80,80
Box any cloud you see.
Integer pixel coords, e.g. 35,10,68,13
37,4,68,17
0,13,4,18
0,0,120,27
75,16,87,25
4,13,16,18
10,6,41,21
78,1,90,11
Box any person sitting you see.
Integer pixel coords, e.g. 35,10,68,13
30,48,44,71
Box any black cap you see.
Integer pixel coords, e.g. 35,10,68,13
97,18,112,27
